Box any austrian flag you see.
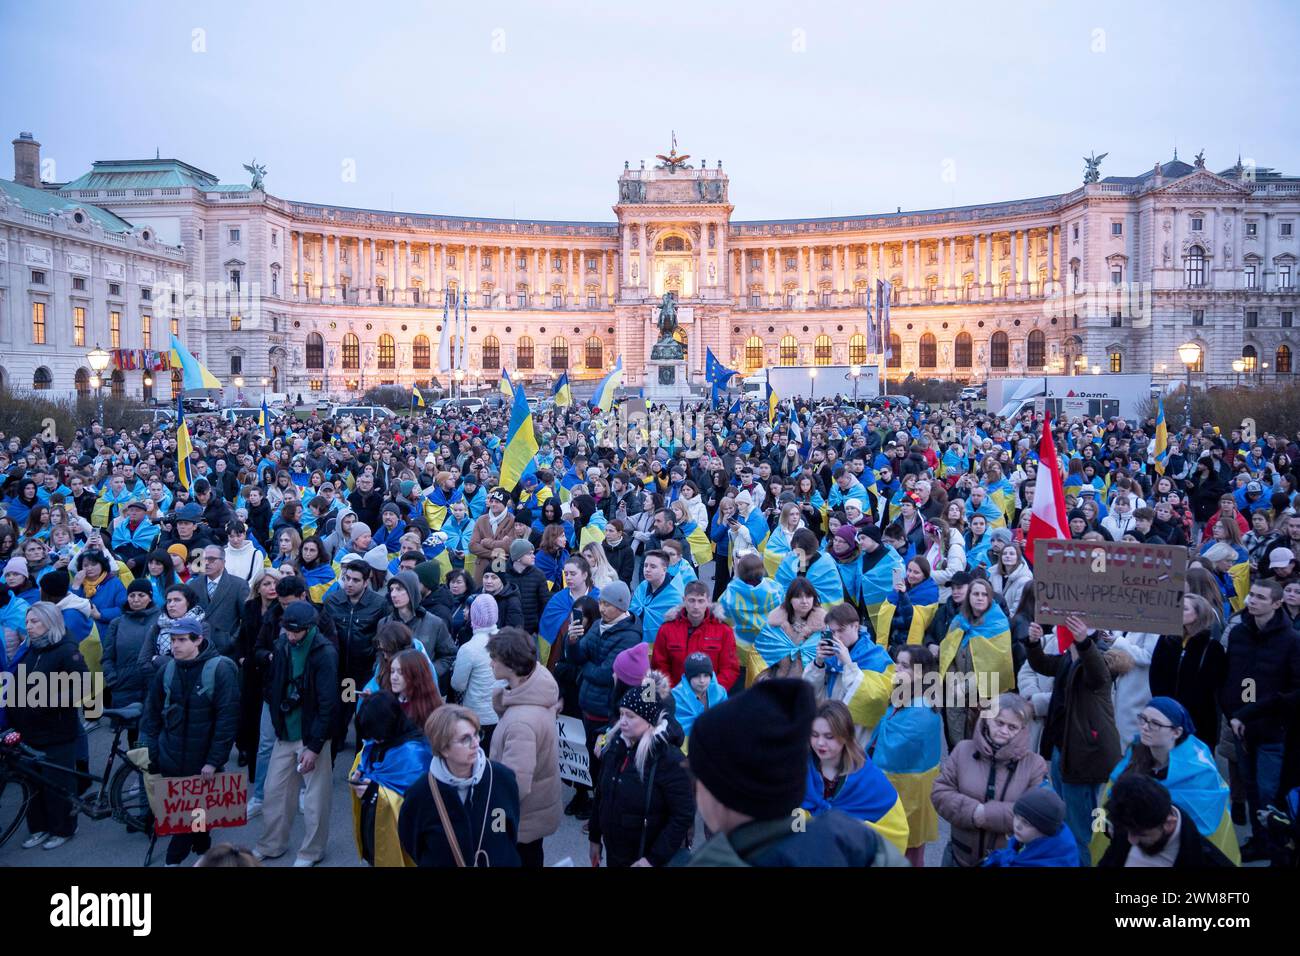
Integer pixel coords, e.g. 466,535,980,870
1025,408,1075,651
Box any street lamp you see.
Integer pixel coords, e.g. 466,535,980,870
1178,342,1202,427
850,364,861,404
809,366,818,403
1232,358,1245,388
87,344,110,421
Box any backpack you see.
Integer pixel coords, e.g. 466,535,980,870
162,656,231,710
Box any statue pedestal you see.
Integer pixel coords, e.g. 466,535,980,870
642,359,693,405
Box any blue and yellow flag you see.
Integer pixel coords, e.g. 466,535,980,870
874,576,941,648
260,397,272,441
717,576,784,686
589,356,623,414
169,333,222,391
938,603,1015,700
802,755,909,854
499,386,539,492
552,372,574,408
499,368,514,401
411,385,426,410
868,703,943,848
860,548,905,642
767,375,779,426
774,551,845,607
176,394,194,491
1153,395,1169,475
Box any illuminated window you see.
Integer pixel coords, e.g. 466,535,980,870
1276,345,1292,374
378,334,395,369
412,335,430,369
32,302,46,344
814,334,833,366
1241,346,1257,373
1109,352,1123,373
483,335,501,369
73,307,86,347
172,369,183,399
342,333,360,370
230,314,241,331
745,336,764,370
779,335,798,366
110,311,121,348
142,314,152,349
848,334,867,365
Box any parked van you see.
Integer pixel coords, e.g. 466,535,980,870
329,404,396,421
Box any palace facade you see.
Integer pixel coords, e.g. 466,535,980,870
4,131,1299,402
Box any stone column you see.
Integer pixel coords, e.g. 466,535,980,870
1009,230,1019,296
716,222,727,297
762,248,771,302
535,247,544,306
621,225,631,286
637,229,647,293
332,234,341,296
1021,229,1030,295
294,232,303,297
985,233,994,296
776,247,785,304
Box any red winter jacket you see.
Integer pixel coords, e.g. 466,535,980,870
651,612,741,690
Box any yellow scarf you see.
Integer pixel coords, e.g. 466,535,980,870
82,571,108,601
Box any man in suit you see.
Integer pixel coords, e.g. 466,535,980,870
195,543,250,660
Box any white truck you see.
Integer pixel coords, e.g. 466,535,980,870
986,373,1152,423
740,365,881,402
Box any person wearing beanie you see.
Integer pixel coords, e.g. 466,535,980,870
588,677,694,868
924,570,974,649
671,651,727,741
452,594,503,746
982,788,1079,867
101,577,161,713
502,537,550,636
685,679,907,867
469,485,517,585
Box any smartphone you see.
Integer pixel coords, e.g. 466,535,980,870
571,607,584,625
817,630,835,653
893,566,904,586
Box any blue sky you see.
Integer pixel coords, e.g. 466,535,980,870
2,0,1296,221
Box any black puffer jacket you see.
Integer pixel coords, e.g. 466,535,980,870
503,565,550,635
1223,610,1300,744
487,580,524,631
570,615,643,719
589,733,695,867
139,640,240,777
265,628,339,754
6,638,87,746
101,602,160,707
604,537,636,585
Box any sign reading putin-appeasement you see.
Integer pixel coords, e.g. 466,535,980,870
1032,539,1186,635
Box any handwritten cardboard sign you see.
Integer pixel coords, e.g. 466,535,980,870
1032,539,1187,635
556,715,592,788
152,771,249,836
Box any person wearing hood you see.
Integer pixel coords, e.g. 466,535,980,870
381,570,457,694
982,788,1079,867
452,594,504,747
398,704,521,867
41,571,95,651
139,611,240,866
671,651,728,743
685,678,908,867
349,691,433,867
322,506,357,560
479,568,524,631
589,678,695,868
6,602,88,850
931,693,1049,866
241,485,274,549
100,579,158,715
488,626,563,868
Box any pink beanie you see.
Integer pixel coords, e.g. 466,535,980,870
612,642,650,686
470,593,499,631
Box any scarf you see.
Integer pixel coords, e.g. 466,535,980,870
429,750,488,804
81,570,108,601
486,508,511,535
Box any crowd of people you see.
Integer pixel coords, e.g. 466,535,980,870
1,385,1298,869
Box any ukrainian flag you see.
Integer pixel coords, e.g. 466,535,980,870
260,397,272,441
589,356,623,414
1228,560,1251,613
802,755,910,855
552,372,574,408
767,376,779,426
499,368,514,401
938,604,1015,701
774,551,844,607
176,395,195,491
859,548,904,643
829,635,895,736
984,476,1017,527
1091,734,1239,865
499,386,539,492
717,576,784,686
874,576,940,647
678,519,714,568
411,386,426,411
303,562,339,604
868,703,942,849
169,333,223,391
1153,395,1169,475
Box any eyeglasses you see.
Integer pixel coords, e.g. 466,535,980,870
1136,714,1174,731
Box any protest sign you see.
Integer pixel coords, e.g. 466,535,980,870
152,771,249,837
1032,538,1186,635
556,715,592,788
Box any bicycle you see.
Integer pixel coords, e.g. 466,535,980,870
1,702,156,861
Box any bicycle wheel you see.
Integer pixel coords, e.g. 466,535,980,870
108,762,153,834
0,774,34,849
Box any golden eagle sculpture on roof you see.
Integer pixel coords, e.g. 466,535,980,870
656,132,691,172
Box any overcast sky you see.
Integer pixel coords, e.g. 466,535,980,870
2,0,1296,222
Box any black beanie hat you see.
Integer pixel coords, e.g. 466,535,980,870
1013,787,1066,837
40,571,70,602
127,578,154,597
688,679,814,821
683,652,714,681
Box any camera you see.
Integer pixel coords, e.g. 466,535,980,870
280,677,304,714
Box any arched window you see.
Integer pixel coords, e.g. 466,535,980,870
779,335,798,366
745,335,764,371
1109,351,1123,373
75,368,90,398
990,332,1009,369
33,367,52,391
887,334,902,369
1190,345,1206,373
171,368,183,399
1277,344,1292,374
1185,245,1206,287
517,336,535,369
412,335,430,370
919,333,937,368
1027,330,1046,369
482,335,501,370
550,337,569,370
848,333,867,366
306,332,324,369
1241,345,1258,373
111,369,125,399
378,334,395,370
585,336,603,370
954,331,972,368
342,333,360,370
814,334,833,366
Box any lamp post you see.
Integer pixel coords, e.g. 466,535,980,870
1231,358,1245,388
234,375,245,405
850,364,861,404
143,375,153,404
87,344,110,422
809,366,818,404
1178,342,1201,428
